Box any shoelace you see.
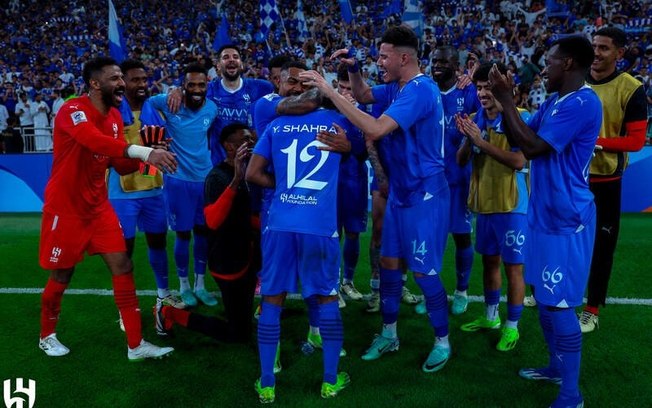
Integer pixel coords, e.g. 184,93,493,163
579,311,594,324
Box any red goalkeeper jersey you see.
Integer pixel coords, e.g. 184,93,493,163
43,96,130,217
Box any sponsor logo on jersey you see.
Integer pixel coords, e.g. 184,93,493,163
70,111,87,126
279,192,318,205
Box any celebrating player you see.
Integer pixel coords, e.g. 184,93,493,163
246,107,359,402
489,36,601,408
38,57,176,360
456,62,530,351
303,25,452,373
144,63,218,307
581,27,647,333
416,45,480,315
155,124,261,343
107,59,183,311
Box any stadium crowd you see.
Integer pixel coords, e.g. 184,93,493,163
1,0,651,149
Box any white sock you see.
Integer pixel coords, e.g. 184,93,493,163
505,320,519,329
310,326,320,336
179,277,190,292
342,279,352,285
486,304,499,321
157,288,170,299
194,273,205,291
435,335,450,349
382,322,398,339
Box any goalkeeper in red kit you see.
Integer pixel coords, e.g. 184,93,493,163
38,57,178,361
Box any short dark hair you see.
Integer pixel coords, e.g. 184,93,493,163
380,25,419,51
593,27,627,48
219,122,250,144
473,62,507,82
217,44,241,58
336,63,349,81
435,45,459,63
269,55,294,70
120,59,146,75
82,56,118,86
184,62,207,77
551,35,594,71
281,61,308,72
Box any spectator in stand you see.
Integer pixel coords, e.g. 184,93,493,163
31,92,52,152
14,92,34,151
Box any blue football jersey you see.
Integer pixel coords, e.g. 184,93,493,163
207,78,274,164
441,84,480,186
371,74,448,206
253,109,358,236
146,94,216,182
252,93,282,136
526,86,602,233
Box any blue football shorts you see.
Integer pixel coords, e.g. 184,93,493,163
164,176,205,231
525,215,596,308
110,195,167,239
475,212,527,264
337,177,368,233
448,183,473,234
261,230,340,298
381,188,449,274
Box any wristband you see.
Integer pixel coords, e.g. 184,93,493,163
346,48,359,73
127,144,153,161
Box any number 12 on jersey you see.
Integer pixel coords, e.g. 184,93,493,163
281,139,330,190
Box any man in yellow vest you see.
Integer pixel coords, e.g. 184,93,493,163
581,27,647,332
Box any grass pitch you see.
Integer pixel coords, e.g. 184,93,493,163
1,213,651,407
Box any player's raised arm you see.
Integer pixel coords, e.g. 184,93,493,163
489,65,552,159
300,70,398,141
331,48,375,104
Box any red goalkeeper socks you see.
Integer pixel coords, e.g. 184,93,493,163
40,278,68,338
112,273,143,349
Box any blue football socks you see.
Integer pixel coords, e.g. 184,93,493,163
258,302,282,388
320,301,343,384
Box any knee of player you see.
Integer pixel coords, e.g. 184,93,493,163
114,257,134,275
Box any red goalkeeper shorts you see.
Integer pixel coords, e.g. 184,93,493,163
39,206,126,270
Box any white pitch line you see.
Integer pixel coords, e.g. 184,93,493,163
1,288,651,306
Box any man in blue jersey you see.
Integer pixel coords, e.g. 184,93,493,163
107,59,184,311
415,46,480,316
253,61,331,355
303,25,452,373
456,62,530,352
488,36,601,408
334,64,369,304
167,46,273,165
246,108,358,402
144,63,218,308
336,65,420,310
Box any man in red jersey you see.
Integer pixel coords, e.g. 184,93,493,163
38,57,177,361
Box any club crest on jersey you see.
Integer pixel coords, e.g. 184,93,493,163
49,247,62,263
203,118,210,127
70,111,87,126
112,123,118,138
